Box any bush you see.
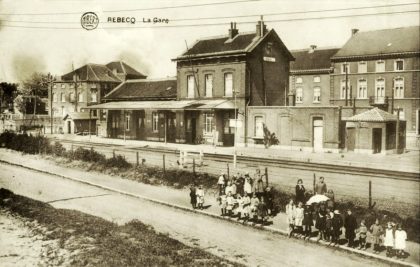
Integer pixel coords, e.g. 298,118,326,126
104,155,131,169
71,147,106,163
0,131,50,154
52,141,66,157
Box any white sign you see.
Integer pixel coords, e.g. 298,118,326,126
229,119,242,128
263,56,276,62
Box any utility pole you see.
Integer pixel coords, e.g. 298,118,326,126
396,108,400,154
345,63,349,106
233,88,237,169
48,73,54,134
72,63,78,112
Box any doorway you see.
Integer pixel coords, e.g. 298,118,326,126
67,121,71,134
346,128,356,151
313,118,323,152
372,128,382,153
166,112,176,143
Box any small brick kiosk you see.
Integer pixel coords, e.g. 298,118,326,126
344,108,405,154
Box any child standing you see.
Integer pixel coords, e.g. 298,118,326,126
325,212,333,242
235,194,244,220
302,204,313,239
370,219,383,254
332,210,343,245
219,194,227,216
226,192,235,217
394,224,407,258
196,185,205,210
358,220,368,250
242,193,251,223
189,186,197,209
286,199,295,237
384,222,395,257
294,202,305,236
315,205,327,241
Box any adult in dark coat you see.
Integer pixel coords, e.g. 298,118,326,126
315,205,327,241
302,204,313,238
344,209,358,247
314,176,327,195
189,186,197,209
295,179,306,204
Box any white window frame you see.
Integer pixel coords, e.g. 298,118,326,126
69,92,75,102
313,87,321,103
296,88,303,103
204,113,214,133
340,80,350,99
52,93,57,102
61,84,66,89
61,93,66,103
357,79,367,99
254,116,264,138
393,108,405,120
224,73,233,97
313,76,321,83
187,75,195,98
394,59,404,71
341,63,350,74
125,114,130,131
205,74,213,97
90,90,98,102
375,78,385,103
358,61,367,73
376,60,385,72
295,77,303,84
152,112,159,133
78,92,84,102
394,77,404,99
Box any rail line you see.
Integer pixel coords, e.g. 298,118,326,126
51,138,419,182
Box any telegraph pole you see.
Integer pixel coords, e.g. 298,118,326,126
345,63,349,106
233,88,237,169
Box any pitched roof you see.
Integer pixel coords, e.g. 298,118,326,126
174,29,294,60
290,47,339,72
61,64,121,83
346,108,399,122
106,61,147,80
105,78,177,100
332,26,420,59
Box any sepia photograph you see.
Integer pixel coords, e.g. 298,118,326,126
0,0,419,266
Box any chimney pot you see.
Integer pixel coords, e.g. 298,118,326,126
228,21,239,40
351,28,359,36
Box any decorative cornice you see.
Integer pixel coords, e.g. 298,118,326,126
331,51,420,62
290,68,332,75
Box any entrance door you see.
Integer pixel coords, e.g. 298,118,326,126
190,118,196,143
136,111,145,140
223,111,234,147
166,112,176,143
346,128,356,151
372,128,382,153
313,118,323,152
67,121,71,134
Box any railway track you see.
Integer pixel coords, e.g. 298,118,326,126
51,138,419,182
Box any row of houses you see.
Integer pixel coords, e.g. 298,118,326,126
50,20,419,154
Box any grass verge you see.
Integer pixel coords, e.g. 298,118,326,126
0,188,239,267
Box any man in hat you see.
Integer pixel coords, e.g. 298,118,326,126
344,209,357,247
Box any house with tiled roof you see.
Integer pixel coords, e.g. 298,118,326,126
330,26,420,148
106,61,147,81
172,19,294,146
49,61,146,134
344,108,406,154
289,46,339,106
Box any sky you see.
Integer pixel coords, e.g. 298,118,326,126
0,0,418,83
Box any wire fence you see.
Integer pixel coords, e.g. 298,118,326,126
64,142,419,210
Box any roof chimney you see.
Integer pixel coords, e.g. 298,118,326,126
228,21,239,39
309,45,317,53
351,28,359,36
255,16,267,38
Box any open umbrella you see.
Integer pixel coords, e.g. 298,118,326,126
306,194,329,205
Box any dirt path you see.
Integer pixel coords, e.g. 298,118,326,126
0,162,393,267
0,209,70,267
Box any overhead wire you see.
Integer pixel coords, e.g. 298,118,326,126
1,9,418,30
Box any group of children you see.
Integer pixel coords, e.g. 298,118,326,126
217,171,274,225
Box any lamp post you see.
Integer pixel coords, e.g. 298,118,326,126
233,88,237,169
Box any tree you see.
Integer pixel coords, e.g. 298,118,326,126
19,72,49,98
263,124,279,148
0,82,18,112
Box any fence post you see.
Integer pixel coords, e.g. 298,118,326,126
369,180,372,208
113,149,115,158
313,173,316,192
265,167,268,187
136,151,139,166
227,163,230,180
163,154,166,177
193,158,196,178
